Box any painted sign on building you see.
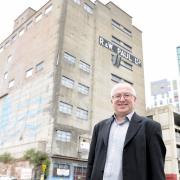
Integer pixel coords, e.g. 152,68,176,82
99,36,142,67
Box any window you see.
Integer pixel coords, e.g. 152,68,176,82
112,19,132,36
59,101,73,114
35,13,43,22
79,137,90,151
84,3,93,14
7,55,12,63
160,100,163,105
5,41,10,48
74,166,87,179
45,4,52,14
172,80,177,90
53,163,70,177
73,0,81,5
12,34,17,42
166,92,169,98
112,36,122,45
174,92,179,102
0,46,3,53
27,21,33,29
169,98,172,103
123,27,132,36
78,83,89,95
111,74,133,85
154,101,157,106
19,29,25,37
36,61,44,72
76,107,88,120
64,52,76,64
121,60,132,70
79,60,90,73
8,79,15,88
161,93,164,98
61,76,74,89
25,68,33,78
123,42,132,51
111,74,122,83
112,19,121,29
176,103,180,110
56,130,71,142
4,72,8,80
112,36,132,52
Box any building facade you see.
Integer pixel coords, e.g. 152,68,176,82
176,46,180,76
0,0,145,179
150,78,180,112
147,105,180,180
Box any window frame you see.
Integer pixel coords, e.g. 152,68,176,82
4,72,8,80
25,68,33,78
111,73,133,85
112,36,132,52
56,130,72,142
35,13,43,22
76,107,88,120
78,83,89,95
79,60,90,73
64,52,76,64
8,79,15,88
61,76,74,89
36,61,44,72
45,4,53,14
59,101,73,114
83,3,93,14
112,19,132,36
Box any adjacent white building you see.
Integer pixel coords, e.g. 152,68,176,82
150,78,180,112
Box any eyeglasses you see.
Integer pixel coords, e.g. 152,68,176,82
112,93,133,100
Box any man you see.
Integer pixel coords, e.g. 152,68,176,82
86,82,166,180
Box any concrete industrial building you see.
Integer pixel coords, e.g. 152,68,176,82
0,0,145,179
147,105,180,180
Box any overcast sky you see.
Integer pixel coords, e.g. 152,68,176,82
0,0,180,106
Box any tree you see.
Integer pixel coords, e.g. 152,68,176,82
23,149,50,179
0,152,14,164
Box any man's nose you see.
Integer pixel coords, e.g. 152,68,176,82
118,95,126,100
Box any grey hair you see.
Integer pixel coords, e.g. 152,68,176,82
110,81,136,98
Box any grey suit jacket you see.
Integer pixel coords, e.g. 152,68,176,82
86,113,166,180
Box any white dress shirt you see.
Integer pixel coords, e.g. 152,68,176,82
103,112,134,180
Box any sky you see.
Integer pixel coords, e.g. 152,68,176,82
0,0,180,106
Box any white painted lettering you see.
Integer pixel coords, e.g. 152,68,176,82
108,42,113,50
117,47,121,54
99,37,104,45
105,42,108,48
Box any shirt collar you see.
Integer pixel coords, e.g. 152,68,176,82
126,111,134,121
113,111,134,122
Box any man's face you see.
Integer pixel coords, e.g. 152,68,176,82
111,85,136,116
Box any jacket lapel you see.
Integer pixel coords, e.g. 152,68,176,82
124,113,142,148
102,116,114,147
